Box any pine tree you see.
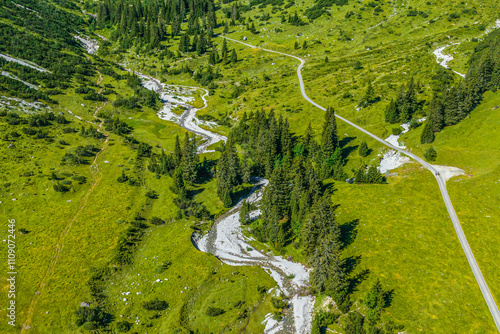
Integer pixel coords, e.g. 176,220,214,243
239,199,251,224
250,22,256,33
216,140,241,201
221,38,228,63
384,99,399,124
345,312,366,334
174,135,182,166
302,40,308,49
222,190,232,208
358,81,376,108
420,119,435,144
181,134,199,183
429,97,444,132
242,156,251,183
230,49,238,63
321,107,339,160
364,279,386,325
358,141,369,157
294,41,299,49
171,167,186,199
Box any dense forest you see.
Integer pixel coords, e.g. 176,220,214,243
0,0,93,100
96,0,218,50
420,30,500,143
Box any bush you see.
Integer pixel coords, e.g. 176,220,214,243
206,307,225,317
142,298,169,311
392,127,402,135
271,297,288,309
145,190,158,199
117,171,128,183
358,141,369,157
150,217,165,225
116,321,132,332
424,147,437,162
53,182,69,192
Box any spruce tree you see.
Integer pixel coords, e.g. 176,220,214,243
239,199,251,224
230,49,238,63
321,107,339,160
420,119,435,144
174,134,182,166
364,279,386,325
181,134,199,183
385,99,399,124
358,141,369,157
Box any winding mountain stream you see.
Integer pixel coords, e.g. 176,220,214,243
139,75,314,333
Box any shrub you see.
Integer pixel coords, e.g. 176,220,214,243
392,127,402,135
117,171,128,183
206,307,225,317
116,321,132,332
145,190,158,199
271,297,288,309
424,147,437,162
142,298,169,311
53,182,69,192
150,217,165,225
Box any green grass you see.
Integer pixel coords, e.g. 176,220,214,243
2,0,500,332
105,219,275,333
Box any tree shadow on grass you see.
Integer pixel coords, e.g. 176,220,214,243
342,145,359,160
342,255,362,276
187,188,204,198
339,136,356,148
348,268,370,295
384,289,395,308
340,219,359,250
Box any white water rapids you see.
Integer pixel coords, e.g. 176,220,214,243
194,178,315,334
138,73,314,332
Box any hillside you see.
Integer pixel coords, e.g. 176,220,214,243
0,0,499,333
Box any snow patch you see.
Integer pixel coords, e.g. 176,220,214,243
262,313,283,334
379,122,411,173
0,53,50,73
433,44,465,78
74,35,99,54
0,96,50,113
1,71,39,90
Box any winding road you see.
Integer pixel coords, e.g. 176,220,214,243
220,35,500,332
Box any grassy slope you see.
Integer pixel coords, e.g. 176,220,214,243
1,0,499,332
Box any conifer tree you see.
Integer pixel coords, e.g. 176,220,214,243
364,279,386,325
358,141,369,157
239,199,251,224
174,135,182,166
321,107,339,160
420,117,435,144
384,99,398,124
230,49,238,63
216,140,241,201
181,134,199,183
